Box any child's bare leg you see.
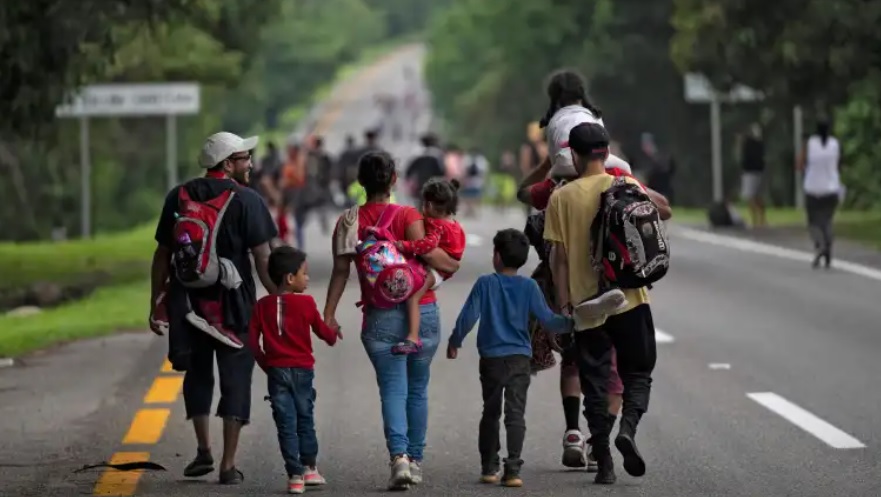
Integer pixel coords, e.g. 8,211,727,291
393,272,435,355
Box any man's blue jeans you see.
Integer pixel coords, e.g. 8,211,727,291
267,367,318,477
361,302,440,461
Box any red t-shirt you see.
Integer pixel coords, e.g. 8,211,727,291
248,293,338,370
526,167,637,210
346,202,437,305
399,217,466,280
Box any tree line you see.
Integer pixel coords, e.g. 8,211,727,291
424,0,881,209
0,0,444,241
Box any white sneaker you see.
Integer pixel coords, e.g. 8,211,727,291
408,460,422,485
574,289,628,320
388,455,411,490
561,429,587,468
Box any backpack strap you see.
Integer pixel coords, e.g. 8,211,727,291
373,204,402,231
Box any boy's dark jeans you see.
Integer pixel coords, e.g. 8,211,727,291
575,304,657,446
267,367,318,477
478,355,531,474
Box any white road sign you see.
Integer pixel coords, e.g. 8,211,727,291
56,83,200,117
684,73,763,103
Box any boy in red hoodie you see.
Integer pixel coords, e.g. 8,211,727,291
248,246,341,494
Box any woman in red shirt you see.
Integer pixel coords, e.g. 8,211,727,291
323,151,460,490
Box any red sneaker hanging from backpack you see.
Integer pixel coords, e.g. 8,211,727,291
172,185,245,349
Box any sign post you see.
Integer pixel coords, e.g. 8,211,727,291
793,105,804,209
684,73,763,203
56,83,201,238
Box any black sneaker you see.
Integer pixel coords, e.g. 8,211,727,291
219,467,244,485
183,449,214,477
593,448,616,485
615,432,646,477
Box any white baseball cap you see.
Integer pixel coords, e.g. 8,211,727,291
198,132,259,168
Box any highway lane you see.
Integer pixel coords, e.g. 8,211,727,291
2,44,881,497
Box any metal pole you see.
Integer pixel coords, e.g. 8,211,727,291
80,116,91,238
710,96,723,202
166,114,178,190
793,105,804,208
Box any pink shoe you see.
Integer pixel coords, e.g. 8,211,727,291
288,475,305,494
304,466,326,486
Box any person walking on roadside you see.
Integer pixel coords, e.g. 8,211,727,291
797,119,843,269
323,151,460,490
404,132,446,204
545,122,661,485
520,68,671,474
519,122,546,217
148,131,278,485
739,123,767,227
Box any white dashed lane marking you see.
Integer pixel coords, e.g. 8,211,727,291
747,392,866,449
466,233,484,247
655,329,675,344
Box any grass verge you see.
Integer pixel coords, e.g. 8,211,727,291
672,206,881,249
0,224,155,293
0,279,149,358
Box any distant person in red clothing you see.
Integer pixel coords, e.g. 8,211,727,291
248,246,341,495
386,178,466,356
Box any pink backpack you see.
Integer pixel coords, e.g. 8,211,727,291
355,205,424,309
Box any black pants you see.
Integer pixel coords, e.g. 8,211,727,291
575,304,657,445
806,193,839,255
478,355,531,473
182,327,256,423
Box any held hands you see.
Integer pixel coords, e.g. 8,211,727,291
324,314,343,342
446,344,458,359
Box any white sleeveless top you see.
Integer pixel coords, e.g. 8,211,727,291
803,135,841,196
545,105,631,177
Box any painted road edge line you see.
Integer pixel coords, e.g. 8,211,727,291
655,329,674,343
93,359,184,495
747,392,866,449
674,226,881,283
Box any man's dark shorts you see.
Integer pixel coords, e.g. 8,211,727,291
182,325,256,424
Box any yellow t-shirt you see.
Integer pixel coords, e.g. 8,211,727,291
543,173,649,331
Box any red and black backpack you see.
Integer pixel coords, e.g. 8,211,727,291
171,185,236,289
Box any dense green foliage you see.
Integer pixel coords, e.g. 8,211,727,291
425,0,881,209
0,0,439,241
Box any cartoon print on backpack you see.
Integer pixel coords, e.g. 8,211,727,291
355,204,424,309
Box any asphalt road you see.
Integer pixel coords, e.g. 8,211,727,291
2,44,881,497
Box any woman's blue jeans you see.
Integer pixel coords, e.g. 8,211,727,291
361,302,440,461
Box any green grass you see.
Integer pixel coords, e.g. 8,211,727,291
0,279,149,358
0,223,155,291
672,206,881,249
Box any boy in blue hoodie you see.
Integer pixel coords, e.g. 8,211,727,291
448,228,572,488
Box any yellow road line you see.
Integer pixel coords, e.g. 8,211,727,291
93,452,151,496
160,359,175,373
143,376,184,404
122,408,170,445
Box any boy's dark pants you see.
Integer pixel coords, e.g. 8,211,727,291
267,367,318,477
478,355,531,474
575,304,657,447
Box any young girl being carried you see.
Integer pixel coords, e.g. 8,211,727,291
384,179,466,355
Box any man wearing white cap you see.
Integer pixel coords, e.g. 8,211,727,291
149,131,278,485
